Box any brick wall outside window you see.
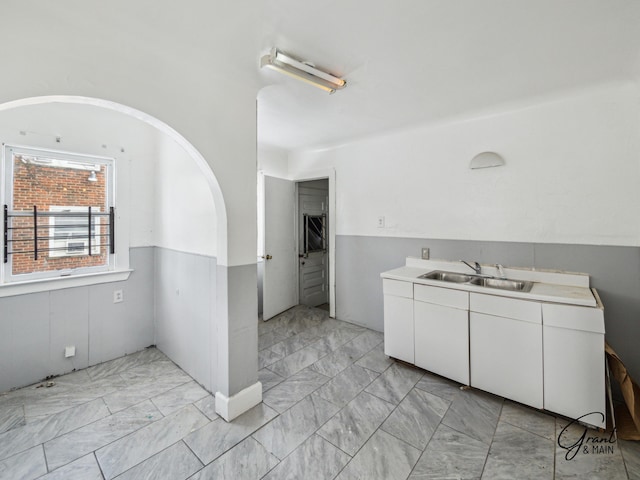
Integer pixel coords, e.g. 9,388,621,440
11,157,108,275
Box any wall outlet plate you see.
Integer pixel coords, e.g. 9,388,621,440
113,289,124,303
421,247,430,260
65,346,76,358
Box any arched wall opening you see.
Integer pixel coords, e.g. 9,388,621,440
0,96,226,393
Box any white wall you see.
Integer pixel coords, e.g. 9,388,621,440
153,134,217,256
289,82,640,247
258,144,289,178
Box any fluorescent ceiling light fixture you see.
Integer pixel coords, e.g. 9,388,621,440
469,152,505,169
260,48,346,94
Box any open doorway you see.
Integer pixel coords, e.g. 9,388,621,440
258,173,334,320
297,179,329,310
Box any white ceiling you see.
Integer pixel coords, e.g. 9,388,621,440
257,0,640,152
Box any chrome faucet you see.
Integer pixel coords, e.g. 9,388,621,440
496,264,506,279
461,260,481,275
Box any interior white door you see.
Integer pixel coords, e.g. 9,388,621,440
262,175,296,320
298,189,329,307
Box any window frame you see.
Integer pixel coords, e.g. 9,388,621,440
1,144,116,284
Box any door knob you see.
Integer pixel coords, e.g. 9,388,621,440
262,254,273,260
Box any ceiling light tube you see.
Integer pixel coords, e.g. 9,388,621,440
260,48,347,94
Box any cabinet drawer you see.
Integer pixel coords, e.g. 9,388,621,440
414,284,468,309
383,279,413,299
542,303,605,333
470,293,541,324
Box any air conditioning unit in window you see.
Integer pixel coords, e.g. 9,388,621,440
65,240,87,255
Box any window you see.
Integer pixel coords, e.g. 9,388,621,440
2,145,115,283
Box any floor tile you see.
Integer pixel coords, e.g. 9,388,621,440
252,394,340,460
190,437,278,480
0,445,47,480
193,395,218,421
347,329,384,354
336,429,421,480
0,398,109,461
258,348,284,369
414,371,462,403
554,418,627,479
262,368,330,413
310,326,364,353
270,330,320,358
441,388,502,445
118,360,186,382
258,331,289,351
364,362,423,405
184,403,278,465
314,364,379,407
267,345,326,378
0,309,636,480
259,368,285,393
355,344,394,373
621,439,640,480
86,348,166,381
44,399,161,471
95,404,209,479
150,381,209,416
310,343,364,378
381,387,450,450
38,454,103,480
410,423,489,480
102,373,191,414
482,421,554,479
0,404,24,434
23,375,130,419
262,434,350,480
318,391,395,456
114,441,202,480
500,400,556,441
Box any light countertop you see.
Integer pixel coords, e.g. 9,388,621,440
381,265,598,308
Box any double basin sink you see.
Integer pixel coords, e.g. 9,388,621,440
418,270,533,292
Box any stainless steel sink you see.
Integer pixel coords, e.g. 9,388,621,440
418,271,474,283
417,270,534,292
469,276,533,292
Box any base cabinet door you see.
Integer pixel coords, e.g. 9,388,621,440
470,312,543,408
383,279,414,363
543,303,606,429
414,301,469,384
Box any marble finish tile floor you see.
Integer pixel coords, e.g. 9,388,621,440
0,304,638,479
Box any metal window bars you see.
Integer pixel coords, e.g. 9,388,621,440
303,213,326,257
3,205,115,263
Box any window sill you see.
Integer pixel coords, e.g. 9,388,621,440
0,270,133,298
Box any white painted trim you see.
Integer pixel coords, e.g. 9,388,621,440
215,381,263,422
290,168,336,318
0,269,132,297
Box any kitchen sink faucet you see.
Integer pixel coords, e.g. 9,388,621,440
461,260,481,275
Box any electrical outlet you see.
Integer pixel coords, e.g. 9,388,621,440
377,216,385,228
65,346,76,358
113,289,124,303
421,247,430,260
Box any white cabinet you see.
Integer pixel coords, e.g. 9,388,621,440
383,279,414,363
381,266,605,428
470,294,543,409
414,285,469,384
542,303,606,429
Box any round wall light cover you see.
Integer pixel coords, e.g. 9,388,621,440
469,152,505,169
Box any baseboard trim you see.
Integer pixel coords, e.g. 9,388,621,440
215,381,263,422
